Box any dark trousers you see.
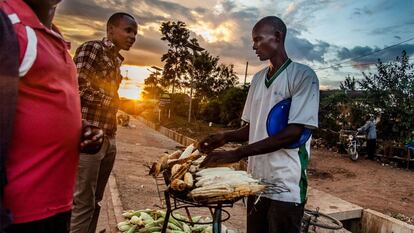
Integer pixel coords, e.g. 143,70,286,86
367,139,377,160
247,196,304,233
4,211,71,233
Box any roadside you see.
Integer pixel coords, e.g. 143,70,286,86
101,116,414,232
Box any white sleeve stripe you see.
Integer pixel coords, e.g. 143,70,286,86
19,26,38,77
7,13,20,24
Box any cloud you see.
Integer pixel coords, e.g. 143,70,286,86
286,29,330,63
353,6,373,16
53,0,411,89
336,43,414,70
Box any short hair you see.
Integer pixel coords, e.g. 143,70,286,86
107,12,135,29
253,16,287,41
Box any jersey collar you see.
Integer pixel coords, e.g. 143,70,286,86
265,58,292,88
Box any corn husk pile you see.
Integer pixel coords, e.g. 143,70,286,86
149,144,266,203
188,167,266,202
118,209,212,233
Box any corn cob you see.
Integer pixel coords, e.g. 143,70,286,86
171,163,189,180
168,150,182,160
170,179,186,191
183,173,193,188
171,164,181,177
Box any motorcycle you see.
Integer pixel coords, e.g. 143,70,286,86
346,131,367,161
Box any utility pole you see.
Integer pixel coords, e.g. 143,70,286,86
244,61,249,85
186,41,204,123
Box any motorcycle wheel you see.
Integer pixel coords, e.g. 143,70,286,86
349,148,359,161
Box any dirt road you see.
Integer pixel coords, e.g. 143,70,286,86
111,118,414,232
309,150,414,217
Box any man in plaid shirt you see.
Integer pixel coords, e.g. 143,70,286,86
71,12,137,233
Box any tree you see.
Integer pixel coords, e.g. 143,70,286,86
340,75,357,91
142,72,164,100
358,50,414,141
160,21,192,93
192,51,238,99
215,64,239,95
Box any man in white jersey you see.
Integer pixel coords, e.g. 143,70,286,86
199,16,319,233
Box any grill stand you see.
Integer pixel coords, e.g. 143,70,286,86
161,190,233,233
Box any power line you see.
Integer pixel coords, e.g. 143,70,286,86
318,58,414,71
315,36,414,71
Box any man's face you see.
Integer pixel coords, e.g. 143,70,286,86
108,16,138,51
252,24,281,61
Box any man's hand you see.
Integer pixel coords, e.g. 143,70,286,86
200,150,243,168
80,121,104,154
198,133,227,153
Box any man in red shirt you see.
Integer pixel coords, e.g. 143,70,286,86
0,0,103,232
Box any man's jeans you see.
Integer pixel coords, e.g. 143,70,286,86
70,136,116,233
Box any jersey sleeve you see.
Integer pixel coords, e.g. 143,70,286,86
241,75,258,123
288,68,319,129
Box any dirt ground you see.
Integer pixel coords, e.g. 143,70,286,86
112,118,414,232
308,150,414,218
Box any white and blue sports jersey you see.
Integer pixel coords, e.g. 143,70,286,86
241,59,319,203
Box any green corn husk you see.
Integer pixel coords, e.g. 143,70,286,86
126,225,137,233
202,226,212,233
191,216,202,223
191,225,207,233
138,226,162,233
122,210,141,218
129,215,144,225
182,223,191,233
117,221,132,232
168,216,183,229
144,217,164,229
168,222,182,231
140,212,154,225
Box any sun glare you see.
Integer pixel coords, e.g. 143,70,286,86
118,85,142,100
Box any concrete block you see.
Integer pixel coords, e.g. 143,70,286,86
306,188,363,221
361,209,414,233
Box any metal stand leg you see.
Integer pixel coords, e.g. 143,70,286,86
161,191,171,233
212,204,222,233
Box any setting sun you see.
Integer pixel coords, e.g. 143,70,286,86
118,85,142,100
117,65,152,100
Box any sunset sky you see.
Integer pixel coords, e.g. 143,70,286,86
55,0,414,99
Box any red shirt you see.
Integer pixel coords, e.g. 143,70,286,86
1,0,82,223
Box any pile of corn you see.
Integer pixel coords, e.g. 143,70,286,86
117,209,212,233
188,167,266,202
149,144,265,203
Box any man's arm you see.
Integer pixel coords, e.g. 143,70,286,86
200,124,303,167
235,124,303,157
198,124,249,153
358,121,369,133
75,42,115,107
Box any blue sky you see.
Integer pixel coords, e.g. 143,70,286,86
55,0,414,96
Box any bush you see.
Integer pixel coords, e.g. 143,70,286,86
219,87,248,125
200,99,221,123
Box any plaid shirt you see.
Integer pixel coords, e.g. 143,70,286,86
74,38,124,137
